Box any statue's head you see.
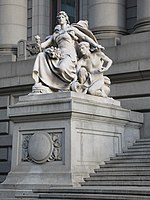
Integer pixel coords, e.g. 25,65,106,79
78,41,90,56
79,41,90,49
56,11,70,24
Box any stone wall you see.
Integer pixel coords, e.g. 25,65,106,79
0,59,34,182
102,32,150,138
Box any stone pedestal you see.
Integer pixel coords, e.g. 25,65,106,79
3,92,143,188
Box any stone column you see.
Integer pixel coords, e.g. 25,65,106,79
0,0,27,57
79,0,88,20
32,0,50,40
88,0,126,39
134,0,150,33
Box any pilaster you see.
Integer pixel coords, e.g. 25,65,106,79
32,0,50,40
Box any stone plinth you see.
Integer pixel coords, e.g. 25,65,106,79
3,92,143,188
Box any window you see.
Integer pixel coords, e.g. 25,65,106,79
50,0,79,33
27,0,32,41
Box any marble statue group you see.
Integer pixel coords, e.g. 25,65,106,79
32,11,112,97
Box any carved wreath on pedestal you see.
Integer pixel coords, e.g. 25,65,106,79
22,132,62,164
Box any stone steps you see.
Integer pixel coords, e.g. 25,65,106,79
105,159,150,164
2,199,21,200
32,193,150,200
95,167,150,172
100,163,150,168
124,148,150,152
16,187,150,199
90,171,150,176
84,176,150,181
128,145,150,149
116,151,150,156
110,155,150,160
81,139,150,189
136,138,150,143
0,187,34,199
5,139,150,199
81,180,150,186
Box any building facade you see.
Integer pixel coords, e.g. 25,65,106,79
0,0,150,183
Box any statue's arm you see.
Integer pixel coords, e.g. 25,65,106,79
41,35,53,49
71,27,104,49
99,52,112,72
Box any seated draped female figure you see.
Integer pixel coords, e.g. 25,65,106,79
32,11,110,95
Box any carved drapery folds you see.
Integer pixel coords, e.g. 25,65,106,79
25,11,113,98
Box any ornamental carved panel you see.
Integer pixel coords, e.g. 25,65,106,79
22,130,62,164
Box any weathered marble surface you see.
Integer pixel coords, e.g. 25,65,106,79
31,11,112,97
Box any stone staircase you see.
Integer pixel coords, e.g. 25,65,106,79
82,138,150,187
4,139,150,199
